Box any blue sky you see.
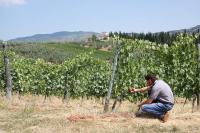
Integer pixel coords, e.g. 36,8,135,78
0,0,200,41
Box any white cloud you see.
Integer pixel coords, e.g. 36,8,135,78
0,0,26,7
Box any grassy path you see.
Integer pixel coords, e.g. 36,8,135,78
0,95,199,133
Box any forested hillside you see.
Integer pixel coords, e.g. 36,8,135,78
109,25,200,46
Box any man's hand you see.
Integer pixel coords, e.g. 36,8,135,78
137,103,142,107
130,88,136,93
137,99,153,107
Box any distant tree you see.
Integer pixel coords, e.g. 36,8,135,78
159,32,165,44
119,31,122,38
103,36,108,40
145,32,149,40
171,33,176,43
121,32,129,39
109,32,114,38
165,32,172,46
183,29,187,37
133,33,138,40
88,38,92,42
197,31,200,44
192,32,195,37
174,32,178,40
92,34,98,41
139,32,145,40
145,32,153,42
114,32,119,36
131,32,134,39
198,34,200,44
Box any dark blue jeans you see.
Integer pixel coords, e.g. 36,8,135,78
141,102,174,118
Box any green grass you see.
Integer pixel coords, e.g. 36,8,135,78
45,43,114,61
6,42,115,63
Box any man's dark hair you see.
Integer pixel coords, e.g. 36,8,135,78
145,74,157,83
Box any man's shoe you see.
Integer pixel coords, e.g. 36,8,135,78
162,112,169,122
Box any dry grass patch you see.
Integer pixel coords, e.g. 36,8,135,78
0,94,199,133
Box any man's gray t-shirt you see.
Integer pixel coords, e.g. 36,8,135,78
149,80,174,104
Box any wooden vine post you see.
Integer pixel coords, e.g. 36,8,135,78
104,40,121,113
197,44,200,107
2,42,12,100
63,72,69,105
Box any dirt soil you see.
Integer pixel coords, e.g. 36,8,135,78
0,95,199,133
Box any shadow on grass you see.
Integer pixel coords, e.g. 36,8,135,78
134,111,166,123
135,111,156,119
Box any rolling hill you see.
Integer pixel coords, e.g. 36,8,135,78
168,25,200,34
9,31,100,42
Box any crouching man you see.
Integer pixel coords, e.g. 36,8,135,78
130,73,174,122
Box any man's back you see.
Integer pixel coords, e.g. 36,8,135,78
150,80,174,105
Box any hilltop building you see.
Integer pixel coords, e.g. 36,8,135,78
98,32,109,41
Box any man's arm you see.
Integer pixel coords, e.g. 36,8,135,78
137,98,154,107
130,86,152,93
